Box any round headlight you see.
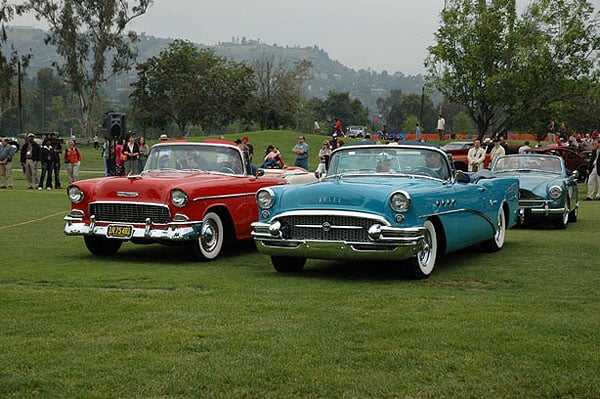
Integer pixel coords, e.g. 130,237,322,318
549,185,563,199
257,188,275,209
390,191,411,212
68,186,84,204
170,189,189,208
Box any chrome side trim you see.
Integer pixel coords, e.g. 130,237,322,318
420,207,499,233
193,192,255,202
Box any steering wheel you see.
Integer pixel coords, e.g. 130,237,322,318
411,166,435,177
215,162,239,174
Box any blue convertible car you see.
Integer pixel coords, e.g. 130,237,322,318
491,153,579,229
252,142,520,278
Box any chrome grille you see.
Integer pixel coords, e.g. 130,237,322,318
519,189,541,200
90,202,171,224
277,214,380,242
519,190,545,207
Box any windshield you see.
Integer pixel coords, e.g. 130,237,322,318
493,155,562,174
144,144,244,174
328,146,451,180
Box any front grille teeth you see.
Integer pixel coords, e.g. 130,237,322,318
277,215,380,242
90,202,171,224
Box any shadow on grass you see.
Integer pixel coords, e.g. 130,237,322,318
271,241,519,282
68,238,261,265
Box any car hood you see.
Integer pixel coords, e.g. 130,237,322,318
274,176,442,211
509,173,561,194
74,171,279,202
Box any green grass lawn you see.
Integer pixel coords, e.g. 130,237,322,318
0,137,598,398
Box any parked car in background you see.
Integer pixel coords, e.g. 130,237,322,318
252,142,520,279
491,153,579,229
442,141,474,151
64,139,292,260
345,126,367,138
527,145,590,183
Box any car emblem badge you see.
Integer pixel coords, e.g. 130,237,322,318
322,222,331,232
117,191,139,198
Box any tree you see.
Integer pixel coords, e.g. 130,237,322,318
18,0,151,143
452,110,477,136
31,67,68,131
310,91,369,132
376,90,437,133
426,0,518,138
376,89,405,130
248,55,311,130
0,1,31,134
402,115,420,137
503,0,600,134
427,0,600,139
130,40,255,135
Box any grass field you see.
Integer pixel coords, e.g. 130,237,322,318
1,133,598,398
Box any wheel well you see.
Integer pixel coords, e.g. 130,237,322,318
502,201,510,225
205,205,236,242
427,216,447,255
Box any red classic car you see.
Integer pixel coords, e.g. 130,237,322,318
527,145,591,183
64,139,291,260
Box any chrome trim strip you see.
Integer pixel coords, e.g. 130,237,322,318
270,209,391,226
420,207,499,233
193,192,255,202
89,200,170,208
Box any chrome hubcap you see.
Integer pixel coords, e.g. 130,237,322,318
201,221,218,252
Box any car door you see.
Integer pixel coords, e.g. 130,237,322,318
443,179,494,250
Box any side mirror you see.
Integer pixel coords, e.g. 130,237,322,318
255,169,265,177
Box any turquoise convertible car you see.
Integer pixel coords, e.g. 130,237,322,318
491,153,579,229
252,142,520,279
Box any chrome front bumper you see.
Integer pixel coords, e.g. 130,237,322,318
64,214,197,241
252,220,426,261
519,200,570,217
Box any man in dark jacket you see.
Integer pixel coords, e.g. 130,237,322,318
50,133,62,188
20,133,41,189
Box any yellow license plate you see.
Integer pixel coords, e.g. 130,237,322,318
106,224,133,239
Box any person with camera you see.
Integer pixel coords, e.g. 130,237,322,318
64,140,82,183
20,133,41,189
0,137,16,189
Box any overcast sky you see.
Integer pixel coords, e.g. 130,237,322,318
10,0,600,76
126,0,446,75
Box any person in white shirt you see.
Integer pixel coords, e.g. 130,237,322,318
518,140,531,154
436,114,446,141
467,140,486,171
489,138,506,167
315,140,331,177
